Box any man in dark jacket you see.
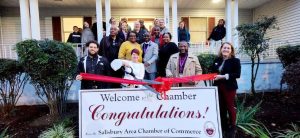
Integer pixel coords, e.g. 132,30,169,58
99,25,124,88
91,22,106,41
76,40,111,89
67,26,81,43
133,21,148,44
207,19,226,53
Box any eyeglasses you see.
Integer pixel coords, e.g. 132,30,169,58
129,35,136,37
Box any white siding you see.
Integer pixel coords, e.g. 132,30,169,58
0,16,53,59
253,0,300,44
239,9,253,24
0,17,3,58
0,17,21,59
40,17,53,40
1,17,21,45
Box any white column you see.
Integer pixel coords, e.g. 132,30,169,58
0,17,4,58
233,0,239,49
29,0,41,40
225,0,232,43
19,0,31,40
172,0,178,44
164,0,170,29
96,0,103,43
105,0,111,36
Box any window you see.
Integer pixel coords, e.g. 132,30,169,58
61,17,83,42
189,17,208,43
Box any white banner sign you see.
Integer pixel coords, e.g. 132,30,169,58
79,87,222,138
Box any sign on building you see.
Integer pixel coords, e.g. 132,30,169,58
79,87,222,138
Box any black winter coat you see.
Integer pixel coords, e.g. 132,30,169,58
211,57,241,90
77,55,111,89
67,32,81,43
208,26,226,41
157,42,179,77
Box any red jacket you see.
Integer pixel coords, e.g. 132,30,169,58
151,35,164,48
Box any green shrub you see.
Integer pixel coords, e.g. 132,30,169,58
236,101,271,137
0,127,15,138
283,60,300,92
58,117,73,127
0,127,9,138
197,54,217,86
276,45,300,68
0,59,29,116
16,39,77,117
236,16,277,94
273,123,300,138
39,121,75,138
197,53,218,74
276,45,300,92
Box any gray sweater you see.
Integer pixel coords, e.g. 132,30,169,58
81,27,95,44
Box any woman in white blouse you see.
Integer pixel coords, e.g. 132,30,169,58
111,48,145,88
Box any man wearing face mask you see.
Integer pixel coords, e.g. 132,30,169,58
166,41,202,87
76,40,111,89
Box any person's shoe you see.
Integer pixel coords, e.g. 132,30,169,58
222,130,227,138
221,125,229,138
227,125,236,138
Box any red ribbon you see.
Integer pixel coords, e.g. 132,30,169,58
151,74,217,99
80,73,217,99
151,77,173,100
80,73,148,85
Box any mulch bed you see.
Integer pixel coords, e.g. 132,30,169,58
240,92,300,132
0,105,49,137
0,92,299,138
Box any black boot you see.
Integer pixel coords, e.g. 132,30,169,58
227,125,236,138
221,124,229,138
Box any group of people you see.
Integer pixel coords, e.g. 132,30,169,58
67,18,226,56
67,17,192,45
67,22,95,45
75,23,198,88
74,17,240,138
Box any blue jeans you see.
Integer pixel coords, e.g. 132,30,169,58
144,72,156,80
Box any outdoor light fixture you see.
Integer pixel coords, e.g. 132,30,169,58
212,0,221,3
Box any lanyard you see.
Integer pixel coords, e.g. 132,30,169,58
179,55,188,72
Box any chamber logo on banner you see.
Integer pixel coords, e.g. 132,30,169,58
204,121,216,137
79,87,222,138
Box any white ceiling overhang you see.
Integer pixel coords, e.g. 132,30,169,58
0,0,271,9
